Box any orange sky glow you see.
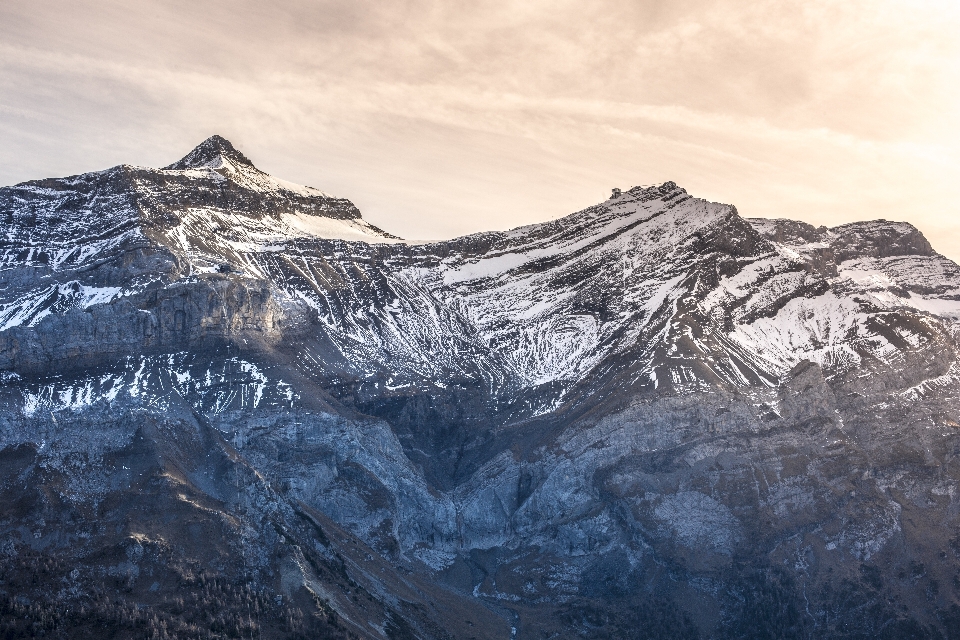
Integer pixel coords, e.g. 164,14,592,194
2,0,959,258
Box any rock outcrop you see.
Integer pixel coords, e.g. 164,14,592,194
2,137,960,639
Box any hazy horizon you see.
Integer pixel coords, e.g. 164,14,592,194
2,0,959,259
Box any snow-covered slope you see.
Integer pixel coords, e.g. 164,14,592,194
0,136,398,334
4,137,960,638
749,218,960,321
226,180,955,410
162,134,334,198
3,138,957,407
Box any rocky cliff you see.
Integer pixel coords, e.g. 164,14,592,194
2,137,959,639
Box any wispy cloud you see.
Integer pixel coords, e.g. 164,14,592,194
1,0,959,255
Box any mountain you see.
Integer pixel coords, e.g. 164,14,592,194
2,136,960,639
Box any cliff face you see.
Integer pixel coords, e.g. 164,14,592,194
2,138,960,639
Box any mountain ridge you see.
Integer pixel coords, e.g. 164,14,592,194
2,137,960,639
164,134,258,171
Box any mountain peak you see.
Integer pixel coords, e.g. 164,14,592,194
163,135,256,171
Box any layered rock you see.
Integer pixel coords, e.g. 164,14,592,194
2,137,960,639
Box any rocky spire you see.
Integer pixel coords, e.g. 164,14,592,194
163,135,256,171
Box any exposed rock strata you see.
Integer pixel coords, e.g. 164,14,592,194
2,137,960,638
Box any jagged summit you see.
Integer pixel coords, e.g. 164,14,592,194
163,134,256,171
608,181,684,200
4,140,960,638
154,134,377,226
749,216,938,259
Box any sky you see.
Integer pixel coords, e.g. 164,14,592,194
2,0,959,258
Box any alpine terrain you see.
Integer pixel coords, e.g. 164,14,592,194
2,135,960,639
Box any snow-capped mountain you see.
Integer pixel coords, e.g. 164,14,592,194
2,137,960,639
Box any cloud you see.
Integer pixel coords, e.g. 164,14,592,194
1,0,959,256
